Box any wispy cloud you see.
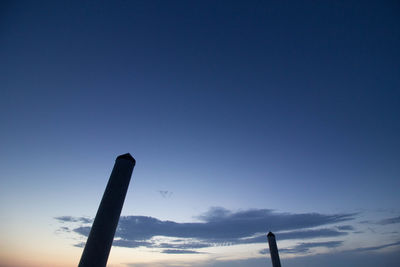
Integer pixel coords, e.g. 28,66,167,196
59,207,355,253
349,241,400,252
357,215,400,226
74,242,85,248
377,216,400,225
337,225,354,231
277,228,347,240
55,216,92,224
279,241,343,254
161,249,203,254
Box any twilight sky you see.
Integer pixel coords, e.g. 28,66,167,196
1,1,400,266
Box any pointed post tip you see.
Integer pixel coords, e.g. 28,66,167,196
116,153,136,164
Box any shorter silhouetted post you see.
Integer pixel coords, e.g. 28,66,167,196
267,232,281,267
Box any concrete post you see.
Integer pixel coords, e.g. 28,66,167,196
267,232,282,267
78,153,136,267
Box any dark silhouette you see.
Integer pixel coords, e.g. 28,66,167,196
78,153,136,267
268,232,281,267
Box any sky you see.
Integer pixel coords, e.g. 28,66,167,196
0,0,399,266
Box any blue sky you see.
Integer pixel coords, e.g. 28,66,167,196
0,1,399,266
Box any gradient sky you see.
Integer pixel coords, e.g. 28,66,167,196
1,1,400,266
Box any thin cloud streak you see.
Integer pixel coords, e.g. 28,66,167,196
279,241,343,254
348,241,400,252
55,216,92,224
377,216,400,225
162,249,203,254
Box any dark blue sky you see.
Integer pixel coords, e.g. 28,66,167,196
1,1,399,266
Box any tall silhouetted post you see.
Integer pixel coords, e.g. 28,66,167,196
78,153,136,267
267,232,281,267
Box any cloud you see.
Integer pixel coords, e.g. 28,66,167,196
349,241,400,252
196,207,354,233
74,226,91,237
157,242,211,249
60,207,355,253
55,216,92,224
377,216,400,225
277,228,348,240
56,226,70,233
358,215,400,226
74,242,85,248
161,249,203,254
114,208,352,243
337,225,354,231
280,241,343,254
213,228,347,247
112,239,153,248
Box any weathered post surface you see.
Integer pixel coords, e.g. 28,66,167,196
267,231,282,267
78,153,136,267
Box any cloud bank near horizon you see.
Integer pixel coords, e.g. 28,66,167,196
56,207,356,254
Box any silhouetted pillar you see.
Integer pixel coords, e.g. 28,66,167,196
267,232,281,267
78,153,136,267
